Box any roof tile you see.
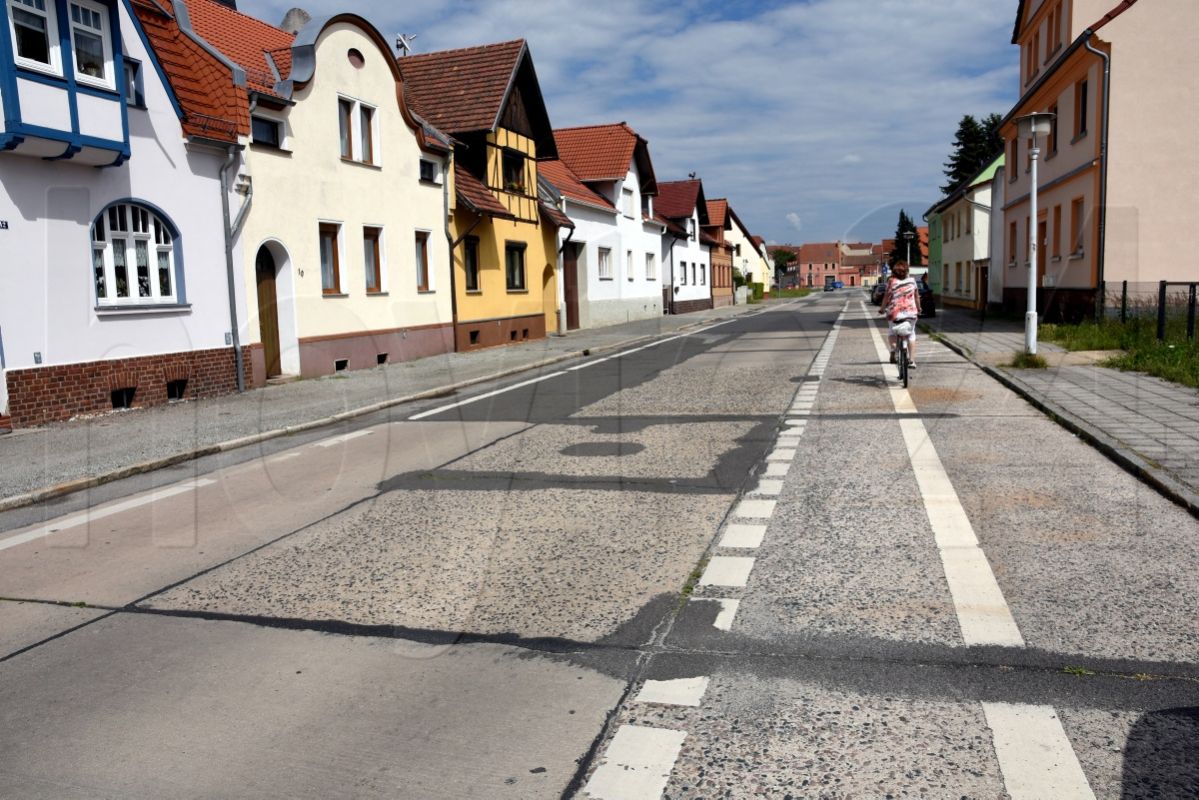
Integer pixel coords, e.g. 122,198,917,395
553,123,639,181
538,160,615,211
184,0,295,98
455,164,514,219
398,40,526,134
656,180,700,219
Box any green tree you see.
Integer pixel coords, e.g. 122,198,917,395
889,210,923,266
941,113,1004,194
772,248,797,271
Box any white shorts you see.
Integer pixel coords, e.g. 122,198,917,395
889,318,916,342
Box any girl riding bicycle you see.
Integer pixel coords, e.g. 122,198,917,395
879,260,919,369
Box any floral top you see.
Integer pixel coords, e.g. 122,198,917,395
882,277,920,322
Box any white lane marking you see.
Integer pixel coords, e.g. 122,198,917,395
720,523,767,549
0,479,218,553
268,452,302,463
408,372,568,420
982,703,1097,800
764,462,791,478
312,430,373,448
699,556,756,587
767,448,797,462
862,304,1023,647
733,498,776,519
583,725,688,800
711,598,741,630
750,479,783,497
635,677,710,708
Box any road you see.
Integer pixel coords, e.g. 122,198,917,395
1,293,1197,799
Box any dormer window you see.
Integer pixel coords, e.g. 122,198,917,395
69,0,113,89
9,0,61,75
502,150,526,194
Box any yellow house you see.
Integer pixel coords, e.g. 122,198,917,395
400,40,568,350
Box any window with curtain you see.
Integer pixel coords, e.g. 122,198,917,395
90,203,178,306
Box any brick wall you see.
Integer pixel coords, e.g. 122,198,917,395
5,346,254,428
672,298,714,315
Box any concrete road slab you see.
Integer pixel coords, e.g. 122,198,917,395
0,599,106,659
0,613,628,800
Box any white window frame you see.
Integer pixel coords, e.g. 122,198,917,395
645,252,656,281
622,187,635,219
337,94,379,165
419,158,442,185
68,0,114,90
597,247,613,280
626,250,634,282
318,220,344,295
8,0,62,76
250,110,289,150
91,203,180,308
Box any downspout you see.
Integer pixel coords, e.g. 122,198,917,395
442,158,457,348
220,146,246,392
556,220,574,335
1083,33,1111,318
668,235,677,314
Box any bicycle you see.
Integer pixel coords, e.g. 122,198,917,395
892,319,914,388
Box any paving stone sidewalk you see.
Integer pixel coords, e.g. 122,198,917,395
925,306,1199,514
0,300,786,504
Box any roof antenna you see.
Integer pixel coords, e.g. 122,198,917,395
396,33,418,57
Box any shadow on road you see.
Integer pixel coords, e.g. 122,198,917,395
1122,706,1199,798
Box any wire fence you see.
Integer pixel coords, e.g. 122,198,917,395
1102,280,1199,342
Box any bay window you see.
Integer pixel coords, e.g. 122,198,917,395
91,203,179,307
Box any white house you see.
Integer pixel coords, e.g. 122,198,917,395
926,155,1003,310
542,122,663,330
723,205,769,291
656,179,712,314
0,0,251,426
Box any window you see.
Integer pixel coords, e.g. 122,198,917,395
415,231,430,292
1047,103,1058,155
464,236,480,292
699,264,706,285
690,263,696,284
955,263,962,292
251,116,282,148
419,159,439,183
1074,79,1088,139
1049,3,1063,54
9,0,60,73
123,59,143,107
505,242,526,291
502,150,526,194
598,247,613,280
337,96,377,163
1009,138,1017,182
1070,197,1085,255
679,261,687,285
319,222,341,294
68,0,112,88
645,252,656,281
1052,205,1062,258
641,194,651,218
90,203,178,306
622,188,635,218
338,98,353,159
965,207,972,235
1008,221,1018,266
359,104,374,164
626,250,634,281
363,227,382,294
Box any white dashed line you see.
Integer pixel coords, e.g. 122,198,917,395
733,498,776,519
312,430,374,448
983,703,1097,800
767,448,797,462
764,462,791,477
699,556,756,587
268,452,302,463
710,598,741,630
749,479,783,497
582,725,688,800
635,677,710,708
0,478,217,553
720,523,767,549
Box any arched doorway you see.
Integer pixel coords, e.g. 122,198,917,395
255,246,282,378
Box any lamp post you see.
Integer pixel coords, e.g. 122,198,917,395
1015,111,1056,355
903,230,914,265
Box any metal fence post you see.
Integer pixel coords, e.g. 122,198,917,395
1121,280,1128,324
1188,283,1197,342
1157,280,1168,341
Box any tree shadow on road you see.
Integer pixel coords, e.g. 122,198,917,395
1121,706,1199,798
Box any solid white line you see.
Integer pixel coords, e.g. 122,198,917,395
635,677,710,708
699,556,756,587
583,725,687,800
711,598,741,630
720,523,767,549
408,371,568,420
733,498,776,519
0,478,218,553
268,452,302,463
862,303,1023,648
982,703,1096,800
312,430,373,447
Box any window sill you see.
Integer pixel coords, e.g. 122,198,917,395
599,277,614,281
340,157,382,170
251,142,292,154
366,291,388,297
419,178,443,186
1045,149,1058,161
465,289,482,295
322,292,349,298
417,289,435,295
16,62,66,83
1071,131,1088,145
95,303,192,316
1051,255,1062,263
1068,252,1085,261
76,76,118,95
506,289,529,294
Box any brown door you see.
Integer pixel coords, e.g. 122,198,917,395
978,265,989,310
563,242,580,330
255,247,282,378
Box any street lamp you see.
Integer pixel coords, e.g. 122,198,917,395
1016,111,1056,355
903,230,914,265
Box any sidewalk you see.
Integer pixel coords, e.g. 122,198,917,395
924,306,1199,516
0,301,788,508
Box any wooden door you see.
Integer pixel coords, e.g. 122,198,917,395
563,242,580,330
255,247,282,378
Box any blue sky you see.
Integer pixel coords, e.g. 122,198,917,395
237,0,1019,244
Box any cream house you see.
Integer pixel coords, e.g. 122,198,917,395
722,203,769,293
927,155,1003,310
187,2,452,380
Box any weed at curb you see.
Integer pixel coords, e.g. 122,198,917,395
1008,352,1049,369
677,557,709,610
1063,665,1096,677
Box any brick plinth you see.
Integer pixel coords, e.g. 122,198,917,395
5,346,255,428
671,298,714,315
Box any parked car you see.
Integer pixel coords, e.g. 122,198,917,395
871,282,887,305
823,284,836,292
918,279,935,318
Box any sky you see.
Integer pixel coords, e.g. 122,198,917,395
236,0,1019,245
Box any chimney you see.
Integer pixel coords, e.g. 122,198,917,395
279,8,311,35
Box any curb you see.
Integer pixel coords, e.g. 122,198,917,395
0,306,771,514
932,331,1199,522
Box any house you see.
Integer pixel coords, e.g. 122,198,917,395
797,242,841,288
399,39,568,349
748,235,774,293
1000,0,1197,320
0,0,251,426
720,205,769,294
542,122,663,329
925,213,943,294
926,155,1003,310
838,242,874,287
185,0,453,380
705,199,735,308
987,162,1008,306
656,179,713,314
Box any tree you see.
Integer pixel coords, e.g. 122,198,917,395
941,113,1004,194
772,248,797,271
888,210,923,266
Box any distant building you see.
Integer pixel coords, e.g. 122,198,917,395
926,155,1004,310
656,179,713,313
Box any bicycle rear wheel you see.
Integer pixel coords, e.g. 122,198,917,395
899,342,909,388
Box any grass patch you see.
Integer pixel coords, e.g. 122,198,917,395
678,557,709,609
1041,317,1199,388
1063,665,1096,677
773,288,812,299
1008,352,1049,369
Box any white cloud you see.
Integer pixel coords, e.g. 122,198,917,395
786,212,803,232
237,0,1018,243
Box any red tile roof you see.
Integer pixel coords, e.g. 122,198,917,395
184,0,295,98
655,213,688,237
656,180,701,219
538,160,615,212
131,0,248,143
398,40,526,134
539,201,573,229
798,243,841,264
706,199,729,228
454,164,514,219
553,123,640,181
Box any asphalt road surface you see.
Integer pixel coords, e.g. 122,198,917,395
1,293,1197,799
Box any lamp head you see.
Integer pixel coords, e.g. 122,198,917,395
1016,111,1056,147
